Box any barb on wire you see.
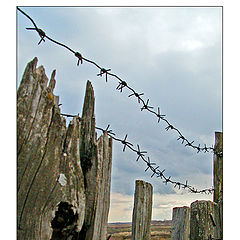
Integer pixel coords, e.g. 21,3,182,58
97,68,111,82
165,124,174,131
96,125,115,136
116,80,128,92
157,107,166,123
203,144,209,153
17,7,220,155
196,144,201,153
144,157,156,172
75,52,83,66
104,124,115,136
183,180,189,189
128,92,144,103
177,135,186,144
26,27,46,44
135,144,147,161
185,141,194,147
190,187,197,193
174,182,181,190
121,134,133,152
140,99,154,111
163,176,172,185
156,169,165,179
151,166,159,178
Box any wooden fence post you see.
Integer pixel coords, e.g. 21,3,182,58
132,180,153,240
213,131,223,239
171,206,190,240
190,200,218,240
213,132,223,203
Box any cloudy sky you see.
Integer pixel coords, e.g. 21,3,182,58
17,6,222,222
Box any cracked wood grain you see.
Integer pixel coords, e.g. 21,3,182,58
17,58,112,240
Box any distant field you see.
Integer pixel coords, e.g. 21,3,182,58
107,220,172,240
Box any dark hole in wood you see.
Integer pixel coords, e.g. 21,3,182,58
50,201,79,240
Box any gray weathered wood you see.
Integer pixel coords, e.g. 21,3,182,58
213,132,223,239
17,58,112,240
213,201,222,240
190,200,219,240
171,206,190,240
93,132,112,240
213,132,223,204
78,81,113,240
17,58,86,239
132,180,153,240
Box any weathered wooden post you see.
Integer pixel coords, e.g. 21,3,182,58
132,180,153,240
171,206,190,240
17,58,112,240
190,200,218,240
78,81,113,240
213,131,223,239
189,132,223,240
213,132,223,203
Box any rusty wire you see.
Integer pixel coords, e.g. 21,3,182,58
18,7,222,194
17,7,222,157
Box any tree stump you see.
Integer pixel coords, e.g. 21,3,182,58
171,206,190,240
17,57,112,240
132,180,153,240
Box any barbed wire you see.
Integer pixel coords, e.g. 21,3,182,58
98,127,217,194
61,113,214,194
95,125,215,194
17,7,222,157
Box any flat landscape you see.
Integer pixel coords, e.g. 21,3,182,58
107,220,172,240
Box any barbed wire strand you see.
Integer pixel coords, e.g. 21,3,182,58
17,7,223,157
93,125,215,194
61,113,214,194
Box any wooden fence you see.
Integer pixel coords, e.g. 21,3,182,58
171,132,223,240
